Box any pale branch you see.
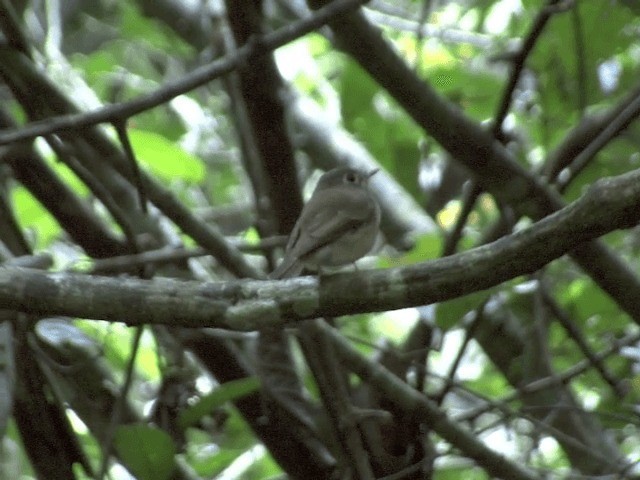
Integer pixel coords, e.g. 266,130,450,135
0,168,639,328
0,0,366,146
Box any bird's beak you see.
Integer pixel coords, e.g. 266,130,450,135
366,168,379,180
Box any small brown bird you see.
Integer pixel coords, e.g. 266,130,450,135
271,167,381,279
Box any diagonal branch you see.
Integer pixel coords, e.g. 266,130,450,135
0,0,366,146
543,83,640,183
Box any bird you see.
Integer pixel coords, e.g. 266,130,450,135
271,166,381,279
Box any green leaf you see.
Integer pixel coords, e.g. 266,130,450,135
45,158,89,198
114,425,176,480
379,233,442,268
119,3,192,56
178,377,260,431
529,0,637,138
464,365,511,399
187,447,243,477
128,129,205,183
560,279,627,332
11,186,61,249
425,64,502,121
340,60,378,127
73,49,116,84
434,465,489,480
435,290,493,330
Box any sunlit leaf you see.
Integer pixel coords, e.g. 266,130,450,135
11,186,61,249
178,377,260,431
114,425,176,480
380,233,443,268
436,290,494,330
128,129,205,183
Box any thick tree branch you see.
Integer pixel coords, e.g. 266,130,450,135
1,168,639,327
225,1,303,237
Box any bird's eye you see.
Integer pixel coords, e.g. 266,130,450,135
345,172,357,183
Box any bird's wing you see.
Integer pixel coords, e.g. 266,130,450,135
290,188,375,258
269,221,304,279
272,187,376,278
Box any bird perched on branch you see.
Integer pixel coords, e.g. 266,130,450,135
271,167,381,279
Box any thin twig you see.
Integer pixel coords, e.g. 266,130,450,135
492,0,568,140
45,136,140,255
441,182,482,257
113,121,147,214
456,329,640,422
539,281,626,397
557,89,640,192
82,237,286,274
433,304,485,406
98,326,144,480
571,3,587,116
